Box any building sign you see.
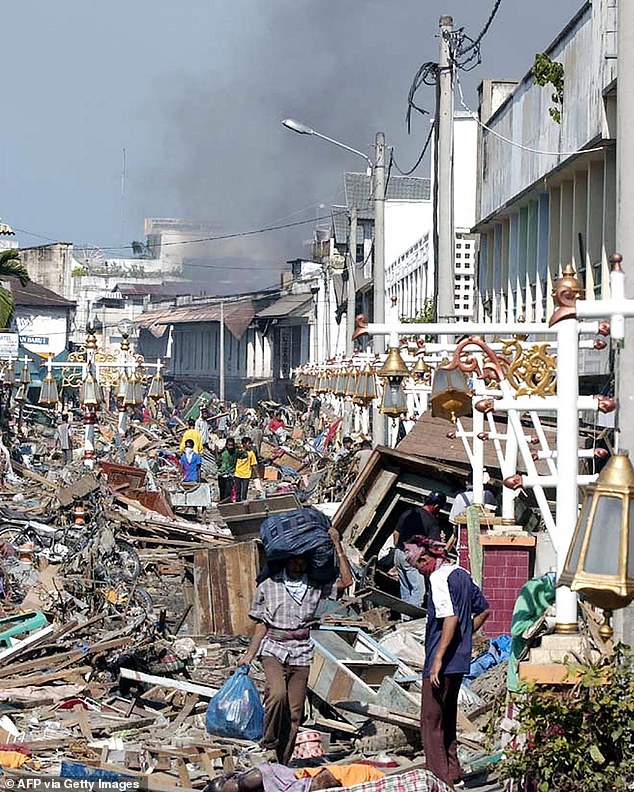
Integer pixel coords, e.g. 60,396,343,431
15,312,67,357
0,333,19,358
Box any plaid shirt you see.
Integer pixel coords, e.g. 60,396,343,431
325,769,453,792
249,574,332,666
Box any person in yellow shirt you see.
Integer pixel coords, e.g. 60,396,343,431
180,418,204,454
234,436,257,501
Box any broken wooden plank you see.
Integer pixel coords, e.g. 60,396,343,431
119,668,218,698
334,700,419,730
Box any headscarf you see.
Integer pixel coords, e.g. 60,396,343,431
404,535,447,572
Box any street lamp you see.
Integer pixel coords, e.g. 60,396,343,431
281,119,373,173
283,117,387,443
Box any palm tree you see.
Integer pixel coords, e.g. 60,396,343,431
0,249,30,329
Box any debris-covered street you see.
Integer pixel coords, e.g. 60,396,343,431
0,390,621,792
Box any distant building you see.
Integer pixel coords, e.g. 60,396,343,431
386,113,479,321
6,277,75,357
474,2,616,329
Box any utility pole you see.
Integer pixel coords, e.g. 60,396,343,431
219,299,225,402
436,15,455,322
373,132,387,446
347,208,358,356
614,0,634,646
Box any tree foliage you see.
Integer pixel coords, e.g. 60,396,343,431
0,249,30,330
500,644,634,791
532,53,564,124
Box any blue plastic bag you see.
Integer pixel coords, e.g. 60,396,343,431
205,666,264,741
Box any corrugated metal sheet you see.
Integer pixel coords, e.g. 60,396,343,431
136,298,255,340
256,293,312,318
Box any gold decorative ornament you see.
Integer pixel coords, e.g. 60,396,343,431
502,339,557,397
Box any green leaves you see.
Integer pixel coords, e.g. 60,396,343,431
499,644,634,791
0,249,30,330
532,52,564,124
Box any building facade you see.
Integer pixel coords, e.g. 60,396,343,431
474,0,617,328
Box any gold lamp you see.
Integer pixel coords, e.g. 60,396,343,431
19,360,31,386
79,367,103,409
377,346,409,418
38,371,59,406
344,367,358,397
116,371,129,401
430,359,472,422
124,367,145,407
147,369,165,401
559,452,634,640
411,355,432,383
352,363,377,406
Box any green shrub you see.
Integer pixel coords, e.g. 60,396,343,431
500,644,634,791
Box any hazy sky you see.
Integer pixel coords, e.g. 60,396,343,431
3,0,582,292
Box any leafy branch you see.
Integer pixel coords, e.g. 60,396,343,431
532,53,564,124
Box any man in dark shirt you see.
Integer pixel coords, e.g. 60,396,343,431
392,491,447,610
409,538,490,787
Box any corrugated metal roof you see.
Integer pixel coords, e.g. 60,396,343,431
256,293,312,318
136,298,256,340
331,206,348,245
344,172,431,219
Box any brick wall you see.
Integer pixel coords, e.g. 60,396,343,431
457,525,536,635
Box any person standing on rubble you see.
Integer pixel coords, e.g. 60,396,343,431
195,407,211,449
180,438,202,483
393,491,447,610
409,538,490,788
238,528,353,765
180,418,204,454
217,437,238,502
54,413,72,464
234,436,258,501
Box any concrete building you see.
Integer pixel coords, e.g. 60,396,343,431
7,277,75,358
386,113,479,321
144,218,214,273
474,1,617,329
136,283,315,402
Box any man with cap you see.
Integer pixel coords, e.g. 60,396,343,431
408,537,490,787
392,491,447,610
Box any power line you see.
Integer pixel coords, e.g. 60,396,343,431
451,0,504,71
13,210,349,256
392,123,434,176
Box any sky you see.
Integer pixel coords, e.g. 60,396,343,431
2,0,583,294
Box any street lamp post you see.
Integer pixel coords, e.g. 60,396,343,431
282,118,387,444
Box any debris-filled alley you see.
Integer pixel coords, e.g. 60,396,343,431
0,391,625,792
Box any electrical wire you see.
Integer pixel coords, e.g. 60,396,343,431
451,0,504,71
392,123,434,176
13,210,349,257
455,75,604,157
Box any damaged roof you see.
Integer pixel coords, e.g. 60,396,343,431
137,298,256,340
256,293,313,319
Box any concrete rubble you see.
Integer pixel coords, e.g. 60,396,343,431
0,394,607,792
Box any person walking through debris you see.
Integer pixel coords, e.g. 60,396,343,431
54,414,72,464
180,418,204,454
180,438,202,483
234,436,258,501
392,491,447,610
409,537,490,788
217,437,238,502
195,407,211,449
238,527,353,765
